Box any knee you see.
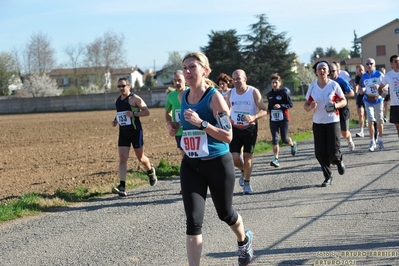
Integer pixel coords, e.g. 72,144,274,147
136,155,149,165
272,136,279,145
232,154,243,165
218,210,238,226
119,156,128,164
186,221,202,235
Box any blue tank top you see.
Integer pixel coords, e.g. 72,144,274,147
115,92,142,130
180,87,229,158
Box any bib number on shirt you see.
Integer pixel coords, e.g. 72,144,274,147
365,79,379,95
174,109,181,122
116,111,132,126
232,110,250,126
270,109,283,121
181,130,209,158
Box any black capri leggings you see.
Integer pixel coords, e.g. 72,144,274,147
270,120,290,145
180,153,239,235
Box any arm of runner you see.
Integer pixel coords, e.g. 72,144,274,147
252,88,267,121
129,95,150,117
304,98,317,112
165,109,173,122
378,83,388,97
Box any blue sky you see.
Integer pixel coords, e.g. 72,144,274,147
1,0,398,71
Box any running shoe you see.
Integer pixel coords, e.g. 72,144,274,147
270,157,280,167
355,132,364,138
243,182,253,195
348,141,355,152
112,185,127,197
147,167,157,186
378,139,384,151
368,140,376,152
239,170,244,187
291,141,297,156
321,177,333,187
337,160,345,175
237,230,254,266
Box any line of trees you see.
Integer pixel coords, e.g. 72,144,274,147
202,14,297,94
1,14,361,98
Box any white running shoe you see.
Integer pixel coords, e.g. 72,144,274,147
355,132,364,138
348,141,355,152
368,140,376,152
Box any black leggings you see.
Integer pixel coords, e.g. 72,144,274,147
312,122,342,179
270,120,290,145
180,153,238,235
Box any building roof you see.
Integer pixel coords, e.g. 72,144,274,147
340,57,362,65
356,18,399,42
49,67,144,76
312,57,361,66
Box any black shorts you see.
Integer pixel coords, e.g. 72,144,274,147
385,93,391,102
229,124,258,154
356,94,365,109
390,105,399,124
175,135,183,150
118,129,144,148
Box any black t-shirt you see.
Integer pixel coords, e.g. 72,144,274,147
354,74,362,85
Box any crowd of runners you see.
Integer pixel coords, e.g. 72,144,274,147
108,52,399,266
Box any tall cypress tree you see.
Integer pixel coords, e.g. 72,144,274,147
201,29,243,81
350,30,361,58
241,14,296,92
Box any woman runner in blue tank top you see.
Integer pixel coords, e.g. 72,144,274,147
166,52,253,266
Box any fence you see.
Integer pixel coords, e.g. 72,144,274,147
0,89,168,114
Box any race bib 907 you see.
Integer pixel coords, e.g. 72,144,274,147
181,129,209,158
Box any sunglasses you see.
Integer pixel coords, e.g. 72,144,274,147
117,84,127,88
330,70,337,72
366,63,374,66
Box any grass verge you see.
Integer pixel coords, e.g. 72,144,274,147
0,129,318,223
0,158,180,223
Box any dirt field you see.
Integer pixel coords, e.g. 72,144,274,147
0,100,358,201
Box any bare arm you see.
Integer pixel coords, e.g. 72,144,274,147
346,90,355,98
304,99,317,112
378,83,389,96
334,96,347,109
253,88,268,120
165,110,172,122
129,95,150,117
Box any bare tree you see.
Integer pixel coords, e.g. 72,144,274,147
64,43,85,87
64,43,85,69
23,32,55,75
84,30,127,70
83,30,127,91
102,31,126,69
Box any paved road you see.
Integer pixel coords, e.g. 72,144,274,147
1,125,398,266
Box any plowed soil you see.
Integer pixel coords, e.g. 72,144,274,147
0,100,358,201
